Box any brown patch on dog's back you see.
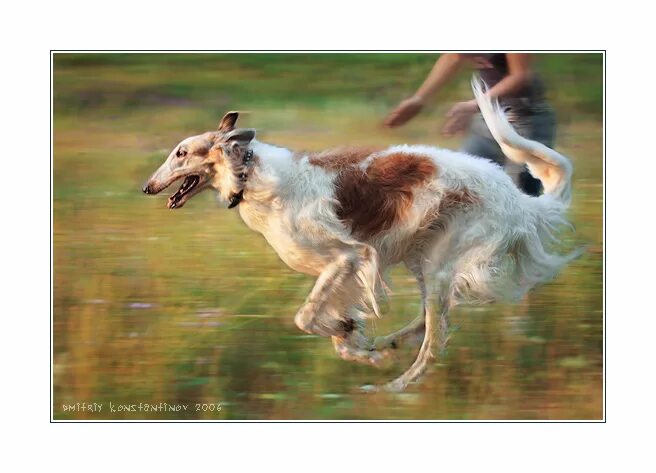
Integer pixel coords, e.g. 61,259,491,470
424,188,480,231
308,146,383,170
437,188,479,213
335,152,438,239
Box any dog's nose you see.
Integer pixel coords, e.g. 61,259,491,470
142,183,152,194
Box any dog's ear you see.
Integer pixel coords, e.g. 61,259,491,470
225,128,255,147
218,111,239,132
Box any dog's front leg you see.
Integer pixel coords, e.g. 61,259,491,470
294,253,357,337
294,244,391,367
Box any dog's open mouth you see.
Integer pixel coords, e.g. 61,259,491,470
168,175,200,209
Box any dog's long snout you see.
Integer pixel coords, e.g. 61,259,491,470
143,161,172,195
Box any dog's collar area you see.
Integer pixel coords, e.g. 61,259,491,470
228,149,254,209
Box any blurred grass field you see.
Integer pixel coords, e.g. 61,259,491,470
53,53,603,420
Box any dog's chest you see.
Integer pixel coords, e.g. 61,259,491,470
238,203,327,276
265,229,327,276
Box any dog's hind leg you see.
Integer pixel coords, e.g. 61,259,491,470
382,293,452,393
374,315,425,350
374,267,427,351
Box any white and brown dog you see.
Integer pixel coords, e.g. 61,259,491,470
143,79,577,391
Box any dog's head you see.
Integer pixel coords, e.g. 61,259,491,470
142,112,255,208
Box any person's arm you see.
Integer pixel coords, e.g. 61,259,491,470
442,53,534,136
383,54,465,127
485,53,534,100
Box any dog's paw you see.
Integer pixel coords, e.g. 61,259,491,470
360,379,409,393
333,337,395,369
294,303,345,337
359,384,380,393
382,379,408,393
367,349,395,369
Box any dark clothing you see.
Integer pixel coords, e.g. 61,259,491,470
459,54,554,196
463,53,546,103
461,103,556,196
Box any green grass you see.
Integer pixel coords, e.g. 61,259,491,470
54,53,602,116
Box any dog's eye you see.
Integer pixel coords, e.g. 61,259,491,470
176,148,187,158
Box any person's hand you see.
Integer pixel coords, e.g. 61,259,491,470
383,96,425,128
441,100,479,137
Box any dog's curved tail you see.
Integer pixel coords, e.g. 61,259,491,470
454,77,582,304
472,77,573,205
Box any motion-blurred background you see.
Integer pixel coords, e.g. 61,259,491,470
53,53,602,420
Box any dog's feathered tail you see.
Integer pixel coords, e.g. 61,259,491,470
448,77,582,304
472,77,573,205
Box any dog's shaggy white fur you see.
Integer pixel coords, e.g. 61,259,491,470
144,79,577,391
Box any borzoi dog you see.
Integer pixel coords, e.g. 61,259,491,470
143,79,577,391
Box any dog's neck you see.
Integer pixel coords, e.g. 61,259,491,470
225,139,292,209
233,140,295,228
243,140,296,197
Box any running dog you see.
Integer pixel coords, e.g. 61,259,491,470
143,79,577,391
